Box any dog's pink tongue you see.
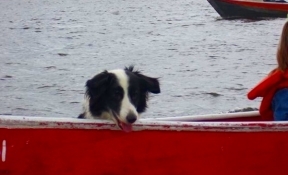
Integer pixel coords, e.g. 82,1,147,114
120,122,132,132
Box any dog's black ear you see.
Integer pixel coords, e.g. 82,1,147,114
125,65,135,72
125,66,160,94
86,71,110,98
139,74,160,94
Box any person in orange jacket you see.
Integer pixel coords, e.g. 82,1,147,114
247,21,288,121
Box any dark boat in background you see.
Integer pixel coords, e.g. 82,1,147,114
208,0,288,19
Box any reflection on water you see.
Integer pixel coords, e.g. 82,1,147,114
0,0,284,118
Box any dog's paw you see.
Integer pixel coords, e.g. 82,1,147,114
78,113,85,119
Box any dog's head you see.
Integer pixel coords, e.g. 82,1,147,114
79,66,160,132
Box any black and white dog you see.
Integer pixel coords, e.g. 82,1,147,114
79,66,160,132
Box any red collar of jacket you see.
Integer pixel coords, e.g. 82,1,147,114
247,69,288,120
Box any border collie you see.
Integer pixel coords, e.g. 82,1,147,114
78,66,160,132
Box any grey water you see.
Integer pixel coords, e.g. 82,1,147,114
0,0,284,118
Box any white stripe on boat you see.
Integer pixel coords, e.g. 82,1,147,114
1,112,288,132
2,140,6,162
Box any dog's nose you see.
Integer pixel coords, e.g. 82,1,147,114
126,113,137,124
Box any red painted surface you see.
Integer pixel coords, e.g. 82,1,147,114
1,128,288,175
222,0,288,11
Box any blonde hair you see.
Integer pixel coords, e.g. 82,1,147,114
276,21,288,71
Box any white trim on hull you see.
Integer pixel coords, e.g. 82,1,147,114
1,112,288,132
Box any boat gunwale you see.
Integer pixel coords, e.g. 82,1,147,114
221,0,288,11
1,113,288,132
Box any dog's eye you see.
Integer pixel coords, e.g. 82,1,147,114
113,88,123,100
130,90,139,100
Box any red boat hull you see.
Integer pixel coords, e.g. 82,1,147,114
208,0,288,19
1,112,288,175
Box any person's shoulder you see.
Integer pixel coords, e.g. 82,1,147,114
268,68,278,75
247,68,282,99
